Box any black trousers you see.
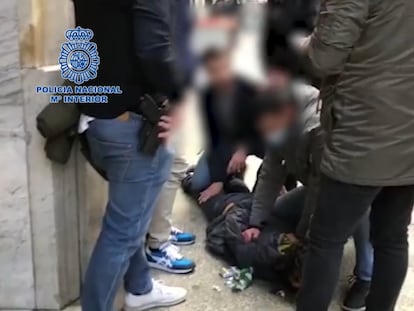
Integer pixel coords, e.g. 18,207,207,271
297,174,414,311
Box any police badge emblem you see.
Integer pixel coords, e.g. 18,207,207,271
59,27,100,85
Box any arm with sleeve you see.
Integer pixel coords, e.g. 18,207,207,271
307,0,369,76
132,0,183,101
296,127,325,238
250,151,287,228
199,90,233,184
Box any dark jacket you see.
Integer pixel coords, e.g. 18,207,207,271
36,102,79,164
173,0,197,86
74,0,183,118
250,84,322,238
263,0,319,75
201,78,264,183
182,174,305,287
200,191,301,284
307,0,414,186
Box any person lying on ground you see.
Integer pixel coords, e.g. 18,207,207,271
182,175,305,293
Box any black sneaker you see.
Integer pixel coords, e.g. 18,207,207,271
342,277,371,311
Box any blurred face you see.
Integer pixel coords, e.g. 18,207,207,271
257,106,295,147
205,54,233,90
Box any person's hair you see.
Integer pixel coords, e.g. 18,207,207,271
210,0,241,17
201,47,229,65
253,87,296,119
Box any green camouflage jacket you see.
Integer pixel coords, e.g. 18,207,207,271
308,0,414,186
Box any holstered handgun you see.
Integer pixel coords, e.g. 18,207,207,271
138,94,170,155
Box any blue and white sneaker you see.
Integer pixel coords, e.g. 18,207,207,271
169,227,196,246
146,243,195,274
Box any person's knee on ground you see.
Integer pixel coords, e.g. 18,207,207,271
190,175,212,192
190,155,212,192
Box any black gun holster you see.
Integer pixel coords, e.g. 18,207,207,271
138,94,169,155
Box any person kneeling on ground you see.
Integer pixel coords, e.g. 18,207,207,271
191,48,264,202
244,81,374,311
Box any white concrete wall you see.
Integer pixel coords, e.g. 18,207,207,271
0,0,93,309
21,67,81,309
0,0,35,308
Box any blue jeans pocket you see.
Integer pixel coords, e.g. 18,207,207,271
87,135,134,182
86,115,143,181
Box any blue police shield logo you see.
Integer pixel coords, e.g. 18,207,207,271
59,27,100,85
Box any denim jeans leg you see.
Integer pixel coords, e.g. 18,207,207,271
191,154,211,191
124,146,174,295
124,147,173,293
353,211,374,281
81,114,173,311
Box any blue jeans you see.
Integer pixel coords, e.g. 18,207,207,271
81,113,173,311
273,186,373,281
191,154,211,191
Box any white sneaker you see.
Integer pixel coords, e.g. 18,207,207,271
124,280,187,311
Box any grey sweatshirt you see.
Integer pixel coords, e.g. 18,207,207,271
250,83,323,237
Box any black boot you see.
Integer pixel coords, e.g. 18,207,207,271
342,277,371,311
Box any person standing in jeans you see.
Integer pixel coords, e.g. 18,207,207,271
294,1,414,311
75,0,189,310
